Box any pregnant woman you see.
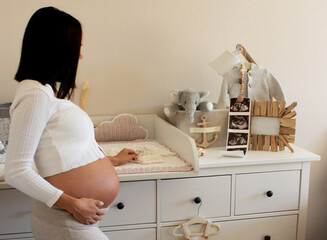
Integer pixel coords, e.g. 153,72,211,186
5,7,137,240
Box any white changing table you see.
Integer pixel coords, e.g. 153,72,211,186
0,115,320,240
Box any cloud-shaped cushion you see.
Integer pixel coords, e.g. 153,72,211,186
95,114,148,142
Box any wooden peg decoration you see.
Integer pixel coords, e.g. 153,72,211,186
250,100,297,153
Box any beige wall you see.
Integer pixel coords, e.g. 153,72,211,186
0,1,326,239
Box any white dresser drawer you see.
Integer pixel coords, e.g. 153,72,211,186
0,189,32,235
161,215,297,240
235,171,300,215
100,181,156,227
161,176,231,222
105,228,156,240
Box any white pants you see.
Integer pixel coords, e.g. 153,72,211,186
30,200,109,240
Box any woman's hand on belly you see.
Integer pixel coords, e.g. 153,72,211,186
55,193,106,225
71,197,106,224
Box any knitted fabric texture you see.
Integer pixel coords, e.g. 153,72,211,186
94,114,148,142
0,158,38,182
99,140,192,174
108,144,177,164
217,64,286,109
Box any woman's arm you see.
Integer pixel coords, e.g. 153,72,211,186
5,87,104,224
5,88,64,207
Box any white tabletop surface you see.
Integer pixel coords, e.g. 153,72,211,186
198,145,320,169
0,144,320,189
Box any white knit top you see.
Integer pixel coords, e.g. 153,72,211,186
5,80,105,207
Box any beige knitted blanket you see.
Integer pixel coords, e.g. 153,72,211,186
99,140,193,174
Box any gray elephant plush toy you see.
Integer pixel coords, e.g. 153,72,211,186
164,89,213,123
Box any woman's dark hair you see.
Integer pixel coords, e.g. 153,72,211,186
15,7,82,99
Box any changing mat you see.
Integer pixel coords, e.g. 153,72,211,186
99,140,193,174
0,141,193,181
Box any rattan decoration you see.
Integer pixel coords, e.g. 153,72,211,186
249,101,297,153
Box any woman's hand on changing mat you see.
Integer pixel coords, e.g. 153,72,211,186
109,148,138,166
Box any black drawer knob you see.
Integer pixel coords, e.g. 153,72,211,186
266,190,274,197
194,197,202,204
117,202,124,210
264,235,271,240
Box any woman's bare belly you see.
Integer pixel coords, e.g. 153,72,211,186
45,157,119,208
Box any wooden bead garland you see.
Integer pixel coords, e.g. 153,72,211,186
237,64,245,102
